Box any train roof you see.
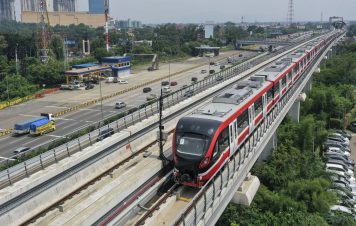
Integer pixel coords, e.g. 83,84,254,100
188,76,272,122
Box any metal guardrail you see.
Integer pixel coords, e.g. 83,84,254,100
172,33,342,226
0,35,316,189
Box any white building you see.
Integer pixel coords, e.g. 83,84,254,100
204,21,214,39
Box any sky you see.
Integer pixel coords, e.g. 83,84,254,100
15,0,356,24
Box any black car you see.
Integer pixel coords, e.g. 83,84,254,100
348,121,356,132
161,81,170,86
220,65,225,70
191,77,198,82
143,87,152,93
85,83,94,90
97,128,114,141
216,75,224,81
209,70,215,74
184,90,194,97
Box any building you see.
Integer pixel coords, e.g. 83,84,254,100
0,0,15,21
21,0,51,12
89,0,105,14
116,19,142,29
53,0,76,12
101,56,132,78
204,21,214,39
22,11,105,27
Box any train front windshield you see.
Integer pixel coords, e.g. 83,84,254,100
176,133,208,157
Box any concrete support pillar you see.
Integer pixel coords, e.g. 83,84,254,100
288,101,300,123
231,174,260,206
303,76,312,93
258,131,277,161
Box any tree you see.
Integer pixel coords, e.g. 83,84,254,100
0,35,7,53
93,48,112,63
50,35,64,60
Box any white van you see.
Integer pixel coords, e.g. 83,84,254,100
106,77,114,83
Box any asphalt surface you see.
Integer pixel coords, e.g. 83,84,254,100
0,52,257,158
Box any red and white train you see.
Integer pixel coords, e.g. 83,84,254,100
173,31,340,188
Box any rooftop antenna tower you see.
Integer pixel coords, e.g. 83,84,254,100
104,0,110,52
287,0,294,27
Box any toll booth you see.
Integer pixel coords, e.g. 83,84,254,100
65,64,111,84
101,56,132,78
194,46,220,57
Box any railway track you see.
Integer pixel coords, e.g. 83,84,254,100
22,130,175,226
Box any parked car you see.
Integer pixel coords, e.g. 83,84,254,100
331,133,350,142
209,61,215,65
170,81,178,86
327,154,355,167
143,87,152,93
334,130,352,140
146,94,158,101
161,81,170,86
239,53,243,57
324,147,351,158
216,75,224,81
327,159,354,170
191,77,198,82
14,147,31,158
324,140,350,150
209,69,215,74
115,102,126,109
201,69,207,74
330,205,352,214
184,90,194,98
326,163,354,177
348,121,356,132
106,77,114,83
85,83,94,90
118,80,128,84
220,65,225,70
97,127,114,141
327,136,349,146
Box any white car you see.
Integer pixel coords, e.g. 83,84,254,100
330,205,352,214
332,133,350,142
118,80,128,84
326,163,354,177
324,147,351,158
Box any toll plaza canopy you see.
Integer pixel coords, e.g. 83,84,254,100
194,45,220,57
65,64,111,84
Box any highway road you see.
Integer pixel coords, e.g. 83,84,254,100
0,51,257,158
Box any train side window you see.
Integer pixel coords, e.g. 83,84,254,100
254,96,263,115
234,121,237,137
274,82,280,94
218,128,229,152
267,89,273,103
281,76,287,88
236,110,249,133
287,72,292,82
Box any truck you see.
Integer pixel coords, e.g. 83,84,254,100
13,113,55,135
29,118,56,136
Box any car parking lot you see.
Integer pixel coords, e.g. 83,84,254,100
324,130,356,218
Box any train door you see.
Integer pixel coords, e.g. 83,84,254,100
229,120,237,154
262,94,267,116
248,105,255,132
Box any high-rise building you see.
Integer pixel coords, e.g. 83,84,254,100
53,0,76,12
89,0,105,14
0,0,16,21
204,21,214,39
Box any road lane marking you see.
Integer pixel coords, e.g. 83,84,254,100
45,106,69,109
44,134,66,138
19,114,38,117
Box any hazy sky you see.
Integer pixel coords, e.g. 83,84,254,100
15,0,356,24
